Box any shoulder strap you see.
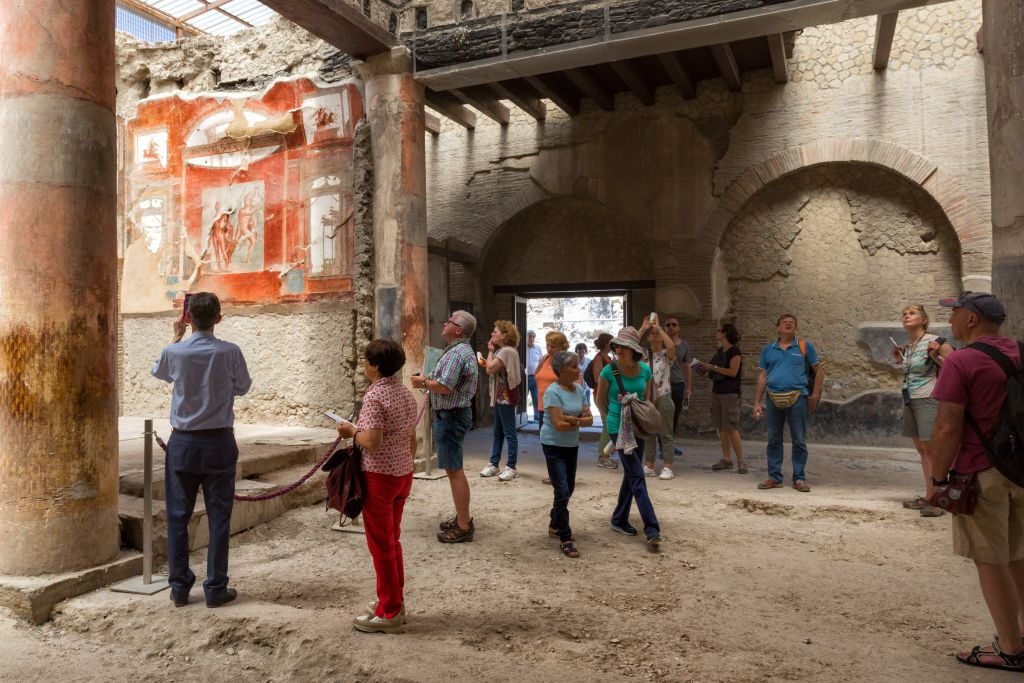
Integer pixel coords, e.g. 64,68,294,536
798,339,806,357
966,342,1019,378
610,361,627,397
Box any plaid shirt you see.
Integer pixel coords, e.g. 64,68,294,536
430,339,478,410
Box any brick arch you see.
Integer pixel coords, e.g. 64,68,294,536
428,181,551,259
705,139,991,285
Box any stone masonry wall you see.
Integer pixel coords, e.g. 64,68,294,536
423,0,990,438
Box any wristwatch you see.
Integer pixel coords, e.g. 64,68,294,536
931,476,949,486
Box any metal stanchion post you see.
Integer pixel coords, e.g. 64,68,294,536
111,419,169,595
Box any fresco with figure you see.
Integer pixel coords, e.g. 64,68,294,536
121,78,362,312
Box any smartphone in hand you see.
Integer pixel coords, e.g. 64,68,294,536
182,292,193,324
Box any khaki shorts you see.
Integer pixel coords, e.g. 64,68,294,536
901,397,938,440
711,393,741,431
953,467,1024,565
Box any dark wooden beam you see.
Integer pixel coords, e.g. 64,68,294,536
450,86,511,125
425,89,477,129
424,111,441,135
710,43,741,91
524,74,580,116
488,80,547,121
564,67,615,111
656,51,696,99
610,59,655,106
767,33,789,83
873,12,899,70
257,0,396,58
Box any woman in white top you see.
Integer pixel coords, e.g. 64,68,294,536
481,320,523,482
895,305,953,517
639,316,678,480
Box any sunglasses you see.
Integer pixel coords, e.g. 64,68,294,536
665,322,678,327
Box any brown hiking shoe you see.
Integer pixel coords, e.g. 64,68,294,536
757,478,783,490
439,516,473,532
437,523,474,543
793,480,811,493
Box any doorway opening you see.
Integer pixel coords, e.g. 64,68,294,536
522,294,626,423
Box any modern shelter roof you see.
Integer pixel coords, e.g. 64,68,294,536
121,0,279,37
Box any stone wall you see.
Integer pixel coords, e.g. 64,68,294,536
423,0,991,441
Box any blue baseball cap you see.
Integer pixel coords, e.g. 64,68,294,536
939,291,1006,324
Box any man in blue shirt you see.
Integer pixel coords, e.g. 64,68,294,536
753,313,824,492
152,292,252,608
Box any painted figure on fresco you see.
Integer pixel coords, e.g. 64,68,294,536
232,191,260,265
206,201,235,272
143,139,161,162
313,107,337,131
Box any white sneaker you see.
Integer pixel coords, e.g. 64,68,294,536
498,467,518,482
659,468,675,480
643,465,656,477
480,465,500,477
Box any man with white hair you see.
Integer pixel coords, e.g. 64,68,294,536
412,310,479,543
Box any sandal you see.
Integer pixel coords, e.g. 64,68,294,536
957,641,1024,672
737,464,748,474
436,523,474,543
711,459,734,471
919,506,945,517
902,496,928,510
559,541,580,558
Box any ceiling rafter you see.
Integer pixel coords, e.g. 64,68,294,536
119,0,204,36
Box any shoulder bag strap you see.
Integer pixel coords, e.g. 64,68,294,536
967,341,1018,377
610,361,628,397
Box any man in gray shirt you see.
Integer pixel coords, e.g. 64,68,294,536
665,317,691,455
152,292,251,608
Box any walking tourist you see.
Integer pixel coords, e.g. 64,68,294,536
700,323,747,474
334,339,419,634
151,292,252,609
411,310,478,543
481,320,522,481
525,330,543,422
590,332,617,468
665,317,691,456
596,327,662,549
752,314,824,492
928,292,1024,672
639,316,678,479
541,351,593,558
895,305,953,517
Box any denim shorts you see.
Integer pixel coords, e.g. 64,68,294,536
434,406,473,470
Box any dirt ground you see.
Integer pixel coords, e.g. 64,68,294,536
0,429,1016,682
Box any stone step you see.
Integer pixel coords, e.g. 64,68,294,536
119,441,329,500
118,461,330,557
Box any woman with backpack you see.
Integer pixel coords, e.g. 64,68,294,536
334,339,420,634
480,320,522,482
896,304,954,518
588,332,617,468
596,327,663,549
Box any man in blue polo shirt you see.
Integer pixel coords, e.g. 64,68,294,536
752,313,825,492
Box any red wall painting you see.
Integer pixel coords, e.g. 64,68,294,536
124,78,363,306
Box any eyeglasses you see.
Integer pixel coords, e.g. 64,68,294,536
444,319,463,330
665,322,678,327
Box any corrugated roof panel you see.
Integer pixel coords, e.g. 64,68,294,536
130,0,279,36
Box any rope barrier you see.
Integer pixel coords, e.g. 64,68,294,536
151,395,430,503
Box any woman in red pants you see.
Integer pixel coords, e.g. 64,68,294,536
335,339,419,634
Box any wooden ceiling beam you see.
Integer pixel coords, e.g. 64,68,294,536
425,89,477,129
656,51,696,99
767,33,789,83
564,67,615,111
610,59,655,106
873,12,900,70
488,80,547,121
524,74,580,116
258,0,396,58
450,86,511,125
710,42,742,91
424,111,441,135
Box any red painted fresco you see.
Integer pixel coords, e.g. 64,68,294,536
124,78,363,305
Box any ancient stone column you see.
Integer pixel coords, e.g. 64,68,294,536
356,48,431,463
983,0,1024,337
0,1,120,574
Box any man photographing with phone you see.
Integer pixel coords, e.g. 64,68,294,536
152,292,252,609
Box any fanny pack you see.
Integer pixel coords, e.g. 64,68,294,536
768,390,802,409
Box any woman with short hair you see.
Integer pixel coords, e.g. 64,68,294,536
334,339,419,634
596,327,662,549
896,305,953,518
481,320,523,482
536,331,570,485
702,323,747,474
541,351,593,558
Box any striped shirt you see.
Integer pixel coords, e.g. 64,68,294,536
429,339,478,410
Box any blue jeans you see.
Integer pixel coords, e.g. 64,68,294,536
609,435,660,539
765,395,809,483
490,403,518,468
528,375,539,420
542,444,578,542
434,407,473,470
164,431,238,603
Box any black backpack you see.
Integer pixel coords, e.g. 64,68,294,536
323,443,365,522
583,356,600,389
964,341,1024,487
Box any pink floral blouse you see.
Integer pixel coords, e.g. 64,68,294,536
356,375,419,476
